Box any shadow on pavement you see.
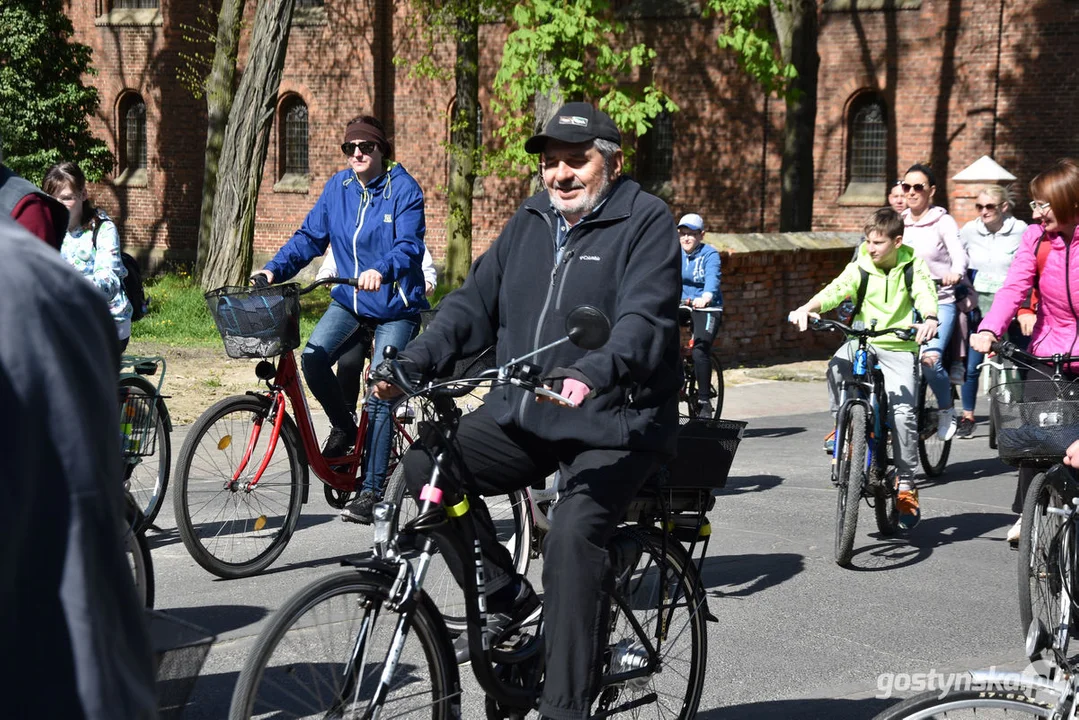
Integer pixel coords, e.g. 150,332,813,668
847,511,1015,571
743,426,806,439
183,668,240,719
163,604,269,636
720,474,784,495
699,552,805,598
698,696,894,719
146,512,340,550
918,456,1014,489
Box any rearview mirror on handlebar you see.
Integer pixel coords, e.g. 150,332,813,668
565,306,610,350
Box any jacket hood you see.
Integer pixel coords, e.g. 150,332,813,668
971,215,1021,237
904,205,948,228
855,239,916,274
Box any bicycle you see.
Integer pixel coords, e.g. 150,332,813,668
119,354,171,531
117,378,158,606
229,305,728,720
677,304,724,419
172,278,415,579
808,317,918,566
916,362,956,478
984,340,1079,655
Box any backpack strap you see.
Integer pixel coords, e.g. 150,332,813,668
850,263,914,321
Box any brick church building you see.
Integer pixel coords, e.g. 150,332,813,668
71,0,1079,268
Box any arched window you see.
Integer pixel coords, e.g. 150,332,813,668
637,110,673,198
118,93,147,175
114,0,158,7
279,96,309,178
848,95,887,184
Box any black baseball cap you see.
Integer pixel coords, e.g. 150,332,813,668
524,102,622,154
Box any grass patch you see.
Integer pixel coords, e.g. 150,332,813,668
132,272,332,346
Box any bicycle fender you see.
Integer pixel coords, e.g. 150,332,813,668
242,390,311,503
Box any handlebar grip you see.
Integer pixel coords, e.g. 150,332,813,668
250,273,270,289
388,358,415,395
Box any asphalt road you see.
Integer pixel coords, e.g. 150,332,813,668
151,377,1027,718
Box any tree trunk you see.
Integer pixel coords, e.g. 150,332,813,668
443,6,479,291
194,0,246,278
529,63,562,194
199,0,296,291
772,0,818,232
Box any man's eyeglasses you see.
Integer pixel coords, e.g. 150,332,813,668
1030,200,1052,213
901,182,928,194
974,203,998,211
341,141,378,157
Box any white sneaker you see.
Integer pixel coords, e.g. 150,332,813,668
937,407,957,441
1006,517,1022,545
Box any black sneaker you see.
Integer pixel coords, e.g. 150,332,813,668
340,489,377,524
696,399,714,418
322,426,355,460
955,416,976,439
453,578,540,665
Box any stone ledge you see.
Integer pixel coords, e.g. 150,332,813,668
823,0,921,10
112,168,148,188
704,231,861,254
95,9,162,27
273,173,311,194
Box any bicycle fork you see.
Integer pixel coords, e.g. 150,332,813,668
228,391,286,493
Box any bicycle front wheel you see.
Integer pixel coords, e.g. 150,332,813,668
917,376,953,477
173,395,306,579
871,687,1057,719
119,375,172,530
383,462,532,633
230,569,457,720
596,528,707,720
835,404,868,567
1018,471,1073,654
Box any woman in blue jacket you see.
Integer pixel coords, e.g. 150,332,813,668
679,213,723,415
254,115,428,524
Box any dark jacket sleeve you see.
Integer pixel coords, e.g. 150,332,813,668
571,199,680,394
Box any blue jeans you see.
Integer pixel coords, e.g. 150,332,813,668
301,301,418,493
920,301,957,410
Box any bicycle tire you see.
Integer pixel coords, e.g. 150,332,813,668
710,352,725,419
835,404,868,566
119,375,171,531
595,527,707,719
383,462,532,633
123,497,155,609
680,353,724,420
173,395,306,579
874,430,900,536
1018,471,1073,654
917,376,953,477
870,687,1056,719
229,569,458,720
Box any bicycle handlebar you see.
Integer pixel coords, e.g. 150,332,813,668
808,317,917,342
297,277,360,295
991,340,1076,372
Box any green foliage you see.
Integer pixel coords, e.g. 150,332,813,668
703,0,798,96
488,0,677,176
0,0,113,184
177,3,222,100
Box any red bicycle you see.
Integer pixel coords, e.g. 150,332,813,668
172,278,415,579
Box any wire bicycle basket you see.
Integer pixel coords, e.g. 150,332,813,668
991,379,1079,466
119,386,159,457
205,284,301,359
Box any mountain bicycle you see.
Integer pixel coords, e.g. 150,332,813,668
119,354,171,531
985,340,1079,654
172,278,415,579
229,306,722,720
809,317,916,566
678,304,724,419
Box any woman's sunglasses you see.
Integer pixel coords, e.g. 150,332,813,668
341,141,378,156
901,182,929,194
974,203,998,211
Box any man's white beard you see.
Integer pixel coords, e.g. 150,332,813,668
548,169,612,219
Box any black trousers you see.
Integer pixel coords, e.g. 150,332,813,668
690,310,719,404
402,402,658,720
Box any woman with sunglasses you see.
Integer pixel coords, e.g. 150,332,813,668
901,163,968,441
956,185,1027,442
252,114,428,525
972,158,1079,543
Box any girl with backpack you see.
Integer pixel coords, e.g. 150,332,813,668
43,162,133,351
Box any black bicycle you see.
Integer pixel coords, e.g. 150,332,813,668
229,306,723,719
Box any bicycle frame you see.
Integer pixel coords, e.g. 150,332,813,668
833,341,888,484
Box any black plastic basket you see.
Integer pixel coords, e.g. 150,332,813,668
991,379,1079,466
148,610,215,719
118,386,159,457
664,417,747,490
205,284,301,359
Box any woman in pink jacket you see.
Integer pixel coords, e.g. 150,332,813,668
902,163,969,441
971,158,1079,542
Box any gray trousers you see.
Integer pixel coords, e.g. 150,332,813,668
827,340,919,478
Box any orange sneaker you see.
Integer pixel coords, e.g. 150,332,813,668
897,488,921,530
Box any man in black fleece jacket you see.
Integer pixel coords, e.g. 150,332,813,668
376,103,680,720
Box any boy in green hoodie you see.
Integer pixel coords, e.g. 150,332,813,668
789,208,939,528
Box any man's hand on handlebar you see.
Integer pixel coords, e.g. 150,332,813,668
539,377,589,408
912,317,938,345
787,306,820,332
250,269,273,288
970,330,996,354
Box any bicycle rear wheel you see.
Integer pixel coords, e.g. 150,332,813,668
595,528,707,720
229,569,457,720
917,376,953,477
173,395,306,579
835,404,868,566
680,354,723,420
119,375,172,530
871,687,1057,719
124,495,155,608
1018,471,1073,654
383,462,531,633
